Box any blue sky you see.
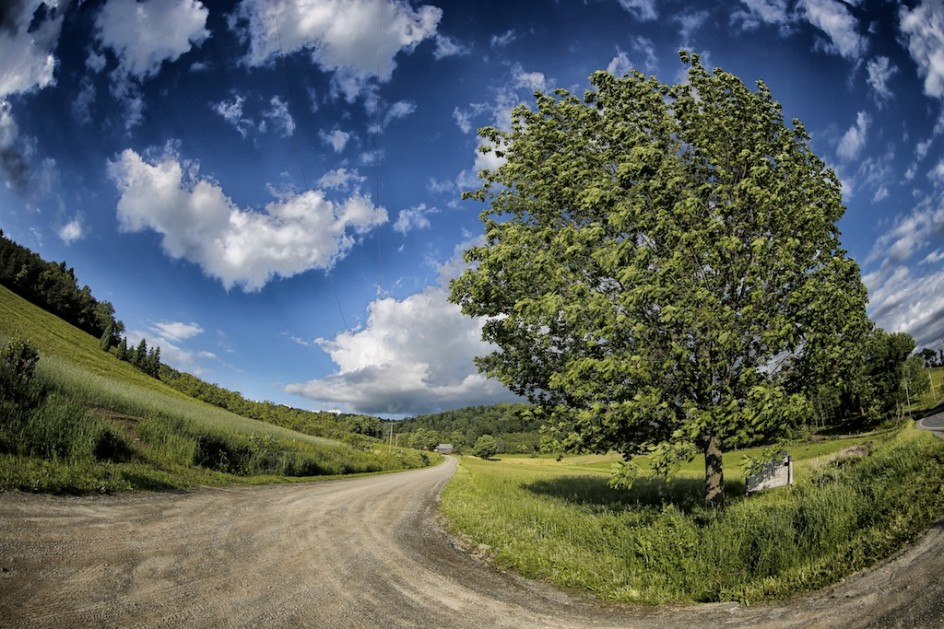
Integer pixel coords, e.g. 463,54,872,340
0,0,942,417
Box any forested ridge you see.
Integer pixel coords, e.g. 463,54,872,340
0,230,123,343
395,403,543,454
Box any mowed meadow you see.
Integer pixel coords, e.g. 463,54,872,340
441,426,944,604
0,284,438,493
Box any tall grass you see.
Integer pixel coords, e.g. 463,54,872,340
441,426,944,604
0,285,440,493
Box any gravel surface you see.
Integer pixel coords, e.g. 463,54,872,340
1,455,943,628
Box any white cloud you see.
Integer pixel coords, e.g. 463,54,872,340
383,100,416,127
676,10,709,46
872,185,889,204
320,128,351,153
513,65,547,93
490,29,516,48
236,0,441,102
837,111,870,161
94,0,209,129
453,103,489,134
284,242,518,415
72,79,96,124
866,56,897,105
262,95,295,137
864,263,944,348
318,167,365,191
799,0,865,59
923,249,944,265
153,320,203,341
867,194,944,265
732,0,791,31
616,0,657,21
607,51,634,77
86,49,106,73
393,203,437,234
212,94,253,137
0,0,63,99
899,1,944,99
107,147,388,291
433,34,469,59
94,0,209,81
58,215,84,244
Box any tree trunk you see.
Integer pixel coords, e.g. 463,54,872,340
704,434,724,510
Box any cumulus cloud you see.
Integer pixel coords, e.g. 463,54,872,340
284,242,518,415
107,147,388,291
94,0,209,128
490,29,516,48
262,95,295,137
798,0,865,59
864,263,944,349
837,111,870,161
212,93,253,137
235,0,441,102
393,203,437,234
320,127,351,153
731,0,791,31
607,51,634,77
318,167,365,191
676,10,709,47
616,0,657,21
433,34,469,59
94,0,209,81
0,0,62,98
513,65,546,93
899,1,944,99
866,56,897,106
867,194,944,266
58,215,84,245
153,320,203,341
0,0,64,190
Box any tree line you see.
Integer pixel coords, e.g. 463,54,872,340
0,230,123,344
394,403,542,454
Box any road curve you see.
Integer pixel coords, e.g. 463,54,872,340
918,400,944,433
1,456,943,628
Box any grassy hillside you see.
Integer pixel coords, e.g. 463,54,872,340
0,284,437,493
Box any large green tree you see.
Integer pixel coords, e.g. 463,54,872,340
449,54,869,508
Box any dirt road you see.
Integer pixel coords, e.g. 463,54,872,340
1,456,943,628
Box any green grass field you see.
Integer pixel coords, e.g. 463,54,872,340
0,284,438,493
441,425,944,604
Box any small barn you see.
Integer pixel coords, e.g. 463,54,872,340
434,443,454,454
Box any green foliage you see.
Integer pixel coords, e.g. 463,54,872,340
441,427,944,604
903,354,930,400
0,230,123,341
450,53,870,507
397,403,541,454
472,434,499,459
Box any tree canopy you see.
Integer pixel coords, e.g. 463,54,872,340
449,53,869,508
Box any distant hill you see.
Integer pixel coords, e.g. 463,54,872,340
396,403,543,454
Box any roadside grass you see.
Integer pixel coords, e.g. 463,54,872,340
0,285,439,494
440,425,944,604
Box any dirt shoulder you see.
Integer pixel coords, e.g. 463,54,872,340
1,457,942,628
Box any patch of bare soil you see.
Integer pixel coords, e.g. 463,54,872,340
1,456,942,628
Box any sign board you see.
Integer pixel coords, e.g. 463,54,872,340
746,452,793,493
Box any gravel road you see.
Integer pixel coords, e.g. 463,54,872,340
1,456,943,628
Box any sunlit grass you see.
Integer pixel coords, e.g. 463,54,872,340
441,425,944,604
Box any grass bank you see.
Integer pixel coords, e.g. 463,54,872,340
440,426,944,604
0,285,439,494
